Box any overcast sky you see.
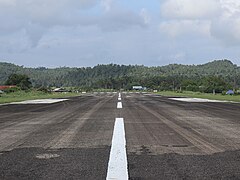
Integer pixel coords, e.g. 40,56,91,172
0,0,240,67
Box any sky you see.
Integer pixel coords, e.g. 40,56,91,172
0,0,240,67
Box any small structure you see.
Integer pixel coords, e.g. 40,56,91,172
0,90,4,94
52,87,68,92
132,86,143,90
226,90,234,95
0,85,17,90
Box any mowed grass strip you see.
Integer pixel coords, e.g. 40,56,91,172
0,91,80,104
156,91,240,102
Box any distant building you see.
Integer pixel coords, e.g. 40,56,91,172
132,86,147,90
0,85,17,90
132,86,143,90
52,87,68,92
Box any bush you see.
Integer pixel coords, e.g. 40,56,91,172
37,87,51,93
4,87,21,93
5,74,32,90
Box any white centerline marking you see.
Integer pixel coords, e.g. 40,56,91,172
117,102,122,109
118,97,121,101
118,93,121,98
106,118,128,180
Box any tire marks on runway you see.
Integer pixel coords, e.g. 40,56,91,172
125,94,224,154
46,98,111,149
137,94,240,153
141,110,223,154
0,96,107,151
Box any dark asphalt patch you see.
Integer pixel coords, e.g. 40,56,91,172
0,147,110,180
128,150,240,180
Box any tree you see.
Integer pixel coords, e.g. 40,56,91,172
5,74,32,90
0,60,239,90
202,76,230,93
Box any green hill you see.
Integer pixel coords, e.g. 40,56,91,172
0,60,239,91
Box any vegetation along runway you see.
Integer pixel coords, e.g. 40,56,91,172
1,92,240,179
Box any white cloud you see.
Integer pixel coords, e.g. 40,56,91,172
210,0,240,45
1,0,240,67
220,0,240,18
161,0,220,19
160,0,240,46
159,20,211,38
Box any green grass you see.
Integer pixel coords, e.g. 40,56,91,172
0,91,80,104
156,91,240,102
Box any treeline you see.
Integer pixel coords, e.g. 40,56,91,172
0,60,239,92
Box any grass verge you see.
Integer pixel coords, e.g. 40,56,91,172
156,91,240,102
0,91,80,104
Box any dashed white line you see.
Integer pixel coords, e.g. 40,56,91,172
118,97,122,101
106,118,128,180
117,102,122,109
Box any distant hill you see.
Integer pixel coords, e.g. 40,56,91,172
0,60,239,91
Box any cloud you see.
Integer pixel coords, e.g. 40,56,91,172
211,17,240,46
0,0,149,48
1,0,240,67
101,0,113,12
140,8,151,25
0,0,16,6
25,23,47,47
159,0,219,39
0,0,98,20
160,0,240,46
99,10,147,31
220,0,240,18
0,0,98,46
170,52,186,61
210,0,240,45
161,0,220,19
159,20,210,38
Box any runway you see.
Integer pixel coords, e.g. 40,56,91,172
1,92,240,179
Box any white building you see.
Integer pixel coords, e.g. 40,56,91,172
132,86,143,90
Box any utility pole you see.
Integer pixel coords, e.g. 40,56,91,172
233,65,237,91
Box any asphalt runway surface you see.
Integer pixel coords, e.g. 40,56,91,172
1,92,240,179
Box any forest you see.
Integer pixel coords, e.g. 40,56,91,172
0,59,239,93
